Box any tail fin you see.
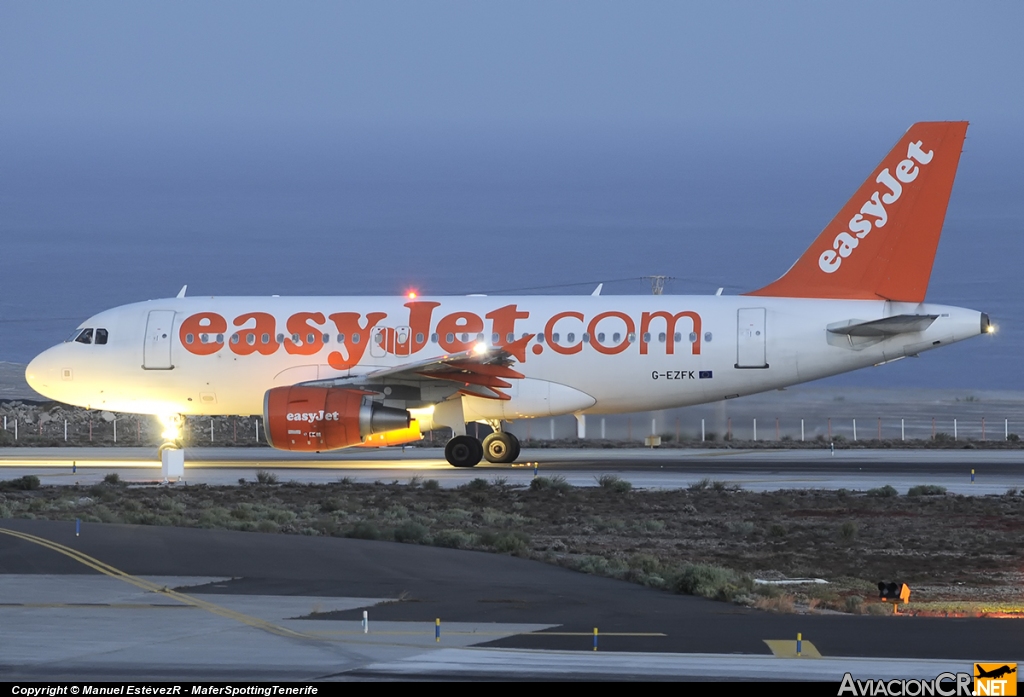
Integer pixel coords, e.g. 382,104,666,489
746,121,968,302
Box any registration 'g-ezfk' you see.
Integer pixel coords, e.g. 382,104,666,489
26,122,992,466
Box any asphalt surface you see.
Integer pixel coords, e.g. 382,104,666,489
2,518,1022,663
2,446,1023,494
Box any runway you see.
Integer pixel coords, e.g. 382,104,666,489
0,519,1013,681
1,446,1023,494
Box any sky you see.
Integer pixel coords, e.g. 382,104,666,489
1,2,1022,389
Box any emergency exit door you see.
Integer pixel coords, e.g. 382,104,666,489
143,310,175,370
736,308,768,369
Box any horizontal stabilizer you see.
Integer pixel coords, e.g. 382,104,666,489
827,314,938,337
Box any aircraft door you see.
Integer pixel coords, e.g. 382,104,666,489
143,310,176,370
735,308,768,369
370,326,388,358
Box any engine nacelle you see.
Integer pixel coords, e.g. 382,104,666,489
264,386,410,452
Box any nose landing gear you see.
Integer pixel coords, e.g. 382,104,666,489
157,414,185,481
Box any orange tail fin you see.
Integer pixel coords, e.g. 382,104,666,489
746,121,968,302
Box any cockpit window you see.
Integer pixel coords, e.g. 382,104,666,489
74,328,94,345
95,328,109,345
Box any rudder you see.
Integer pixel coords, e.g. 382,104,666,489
746,121,968,302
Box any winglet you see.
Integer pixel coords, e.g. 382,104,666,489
746,122,968,302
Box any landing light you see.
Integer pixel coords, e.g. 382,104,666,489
987,324,996,334
158,414,181,442
473,342,488,355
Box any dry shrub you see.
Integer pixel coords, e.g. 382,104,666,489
753,594,795,613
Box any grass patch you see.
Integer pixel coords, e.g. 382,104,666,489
0,475,40,491
596,474,632,493
907,484,947,497
255,470,278,485
529,475,572,493
672,563,751,602
866,485,898,497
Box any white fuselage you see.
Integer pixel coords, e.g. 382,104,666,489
25,295,986,423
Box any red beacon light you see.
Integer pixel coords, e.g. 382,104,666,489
407,290,418,299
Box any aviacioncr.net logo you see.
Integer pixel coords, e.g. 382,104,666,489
838,672,973,696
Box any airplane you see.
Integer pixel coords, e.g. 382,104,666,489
975,665,1017,680
25,121,993,467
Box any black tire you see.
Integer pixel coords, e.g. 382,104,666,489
508,432,521,462
483,432,519,464
445,435,483,468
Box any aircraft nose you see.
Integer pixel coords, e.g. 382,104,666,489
25,348,58,398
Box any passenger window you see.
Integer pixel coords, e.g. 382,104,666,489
674,332,682,343
689,332,697,343
704,332,713,342
200,333,209,344
416,333,424,344
537,334,545,344
446,333,455,343
262,333,270,344
492,333,500,343
612,332,620,342
291,333,300,344
246,335,256,345
75,329,94,345
430,333,438,343
553,333,560,343
352,333,360,344
598,332,606,342
337,334,346,344
185,333,194,344
230,334,240,344
582,333,590,343
307,333,315,344
506,333,514,343
477,333,484,342
566,333,574,343
658,333,666,343
322,333,330,344
95,328,108,345
216,334,224,344
643,332,651,342
628,333,636,343
276,333,284,343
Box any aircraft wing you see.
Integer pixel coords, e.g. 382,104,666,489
301,335,532,404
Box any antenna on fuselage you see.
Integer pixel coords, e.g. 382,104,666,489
643,276,670,295
591,283,603,296
176,285,188,298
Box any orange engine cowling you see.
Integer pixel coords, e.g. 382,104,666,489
263,386,410,452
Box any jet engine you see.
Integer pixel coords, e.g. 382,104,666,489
263,385,410,452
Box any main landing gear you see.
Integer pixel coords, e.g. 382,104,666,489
443,431,521,467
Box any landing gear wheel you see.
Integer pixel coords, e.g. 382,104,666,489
483,432,520,464
445,435,483,468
